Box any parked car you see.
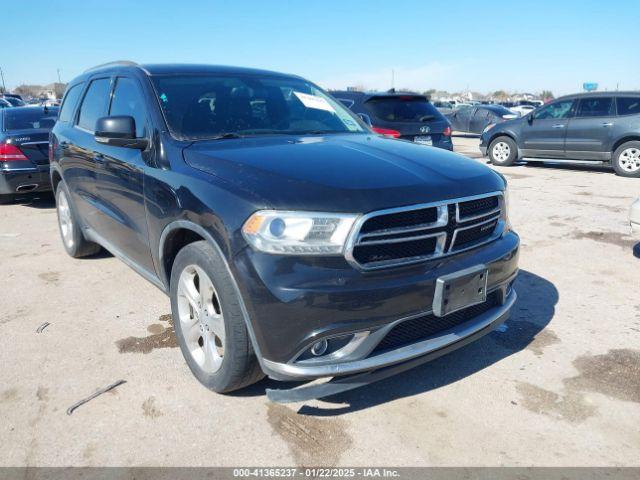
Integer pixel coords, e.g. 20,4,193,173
432,100,454,115
447,105,517,134
480,92,640,177
331,90,453,150
0,98,12,109
51,62,519,400
1,96,26,107
0,106,59,201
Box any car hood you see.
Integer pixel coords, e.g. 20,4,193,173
183,133,504,212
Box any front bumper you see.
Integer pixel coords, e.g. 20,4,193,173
0,166,52,195
233,230,519,380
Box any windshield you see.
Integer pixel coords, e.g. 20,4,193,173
151,74,367,140
365,96,443,123
4,107,58,131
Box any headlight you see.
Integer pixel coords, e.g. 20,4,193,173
502,185,511,231
242,210,358,255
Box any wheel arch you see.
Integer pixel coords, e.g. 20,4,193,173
612,136,640,154
50,166,63,193
158,219,266,366
488,131,518,147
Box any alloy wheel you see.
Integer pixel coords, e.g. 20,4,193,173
619,148,640,172
492,142,511,162
177,264,226,373
57,190,75,249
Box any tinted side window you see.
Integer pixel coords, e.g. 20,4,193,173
576,97,614,117
533,100,574,120
616,97,640,116
109,77,147,137
58,84,83,123
77,78,111,132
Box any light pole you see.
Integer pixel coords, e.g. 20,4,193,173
0,67,6,93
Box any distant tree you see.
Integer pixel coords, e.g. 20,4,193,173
14,84,42,97
492,90,509,101
540,90,555,101
53,82,67,98
0,85,4,94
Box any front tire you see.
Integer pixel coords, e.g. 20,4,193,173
55,183,101,258
612,141,640,178
489,136,518,166
170,240,264,393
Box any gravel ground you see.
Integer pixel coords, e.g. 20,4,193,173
1,136,638,467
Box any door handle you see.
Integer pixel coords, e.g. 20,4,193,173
602,122,613,127
551,124,565,129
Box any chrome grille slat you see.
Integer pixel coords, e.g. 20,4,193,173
345,192,504,270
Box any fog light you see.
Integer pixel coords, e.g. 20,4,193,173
310,339,328,356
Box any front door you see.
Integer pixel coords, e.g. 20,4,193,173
564,97,615,160
520,99,575,158
69,77,112,227
92,76,155,273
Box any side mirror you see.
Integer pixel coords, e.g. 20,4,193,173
357,113,372,126
527,113,534,124
95,116,148,149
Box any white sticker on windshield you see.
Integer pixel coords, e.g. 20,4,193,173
293,91,335,112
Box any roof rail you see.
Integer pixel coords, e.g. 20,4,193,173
84,60,139,73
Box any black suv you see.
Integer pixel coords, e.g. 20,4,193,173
480,92,640,177
331,90,453,150
50,62,519,401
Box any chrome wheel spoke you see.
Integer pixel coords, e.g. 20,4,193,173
176,264,225,374
178,271,201,314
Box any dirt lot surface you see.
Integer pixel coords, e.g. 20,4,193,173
1,137,639,467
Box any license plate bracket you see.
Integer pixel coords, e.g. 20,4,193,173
414,135,433,146
432,265,488,317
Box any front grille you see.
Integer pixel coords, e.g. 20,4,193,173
371,291,501,355
452,217,500,250
458,196,500,220
360,206,438,233
352,236,438,265
349,193,503,269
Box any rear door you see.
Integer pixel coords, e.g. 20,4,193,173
91,76,154,272
520,99,575,158
449,106,473,133
469,108,491,133
564,97,615,160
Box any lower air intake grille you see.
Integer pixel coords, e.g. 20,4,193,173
370,291,500,355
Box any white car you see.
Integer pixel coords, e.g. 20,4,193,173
510,105,536,117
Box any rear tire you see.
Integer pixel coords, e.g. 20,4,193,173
170,240,264,393
489,136,518,166
612,141,640,178
55,182,101,258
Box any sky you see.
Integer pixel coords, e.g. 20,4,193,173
2,0,638,96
